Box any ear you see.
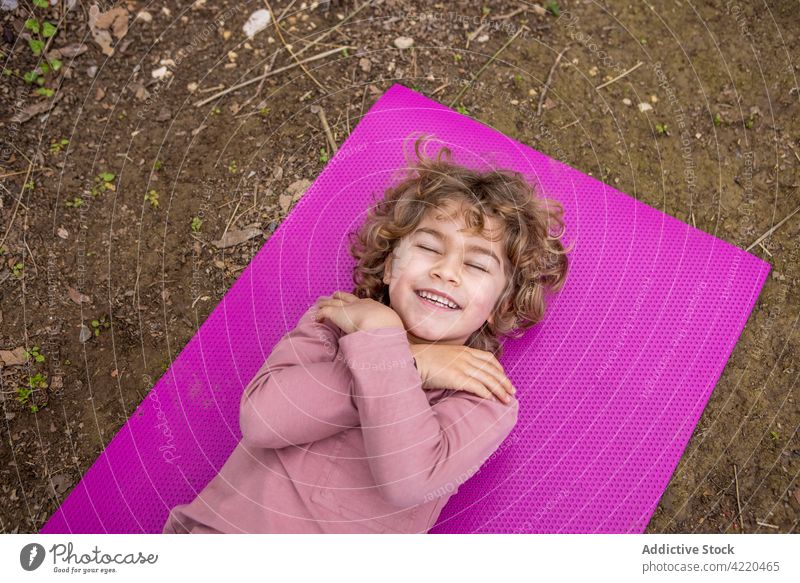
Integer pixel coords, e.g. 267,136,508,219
382,252,393,286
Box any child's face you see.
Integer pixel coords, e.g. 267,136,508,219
382,198,511,346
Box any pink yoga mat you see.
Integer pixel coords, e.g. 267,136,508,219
40,84,769,534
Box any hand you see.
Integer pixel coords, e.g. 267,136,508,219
409,343,517,405
314,291,404,335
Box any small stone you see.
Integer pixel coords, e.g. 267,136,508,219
243,9,272,39
588,66,598,77
650,94,659,103
638,102,653,112
187,82,198,93
151,66,170,80
622,98,632,106
86,65,98,78
136,10,152,23
695,133,702,139
394,36,414,50
79,325,92,343
477,34,489,43
57,227,69,239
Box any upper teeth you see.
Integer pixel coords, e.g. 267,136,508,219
418,290,458,309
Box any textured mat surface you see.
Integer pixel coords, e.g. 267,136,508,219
40,84,769,534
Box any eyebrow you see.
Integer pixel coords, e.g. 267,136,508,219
413,227,501,266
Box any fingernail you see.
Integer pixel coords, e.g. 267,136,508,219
504,394,511,402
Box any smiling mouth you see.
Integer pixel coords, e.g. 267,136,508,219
415,290,461,311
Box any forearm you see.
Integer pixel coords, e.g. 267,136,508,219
338,327,518,507
239,358,358,449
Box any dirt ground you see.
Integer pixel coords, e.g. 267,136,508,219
1,0,798,534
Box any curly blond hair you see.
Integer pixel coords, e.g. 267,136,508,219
348,134,571,358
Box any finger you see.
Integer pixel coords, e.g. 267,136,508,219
466,364,513,403
450,371,497,401
332,291,357,301
468,353,515,398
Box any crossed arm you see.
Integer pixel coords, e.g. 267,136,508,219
239,303,519,507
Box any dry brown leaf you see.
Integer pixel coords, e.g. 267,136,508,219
0,347,27,367
88,4,129,56
67,286,91,305
10,92,64,123
212,228,263,249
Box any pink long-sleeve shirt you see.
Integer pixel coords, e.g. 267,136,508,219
162,302,519,534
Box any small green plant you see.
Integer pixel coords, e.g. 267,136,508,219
770,430,780,442
453,54,462,63
482,6,491,16
545,0,560,16
91,316,110,336
513,73,523,85
191,216,203,232
655,122,668,135
50,138,69,154
16,373,47,408
90,172,115,196
153,159,163,171
341,47,349,57
227,160,238,173
23,4,61,95
65,196,83,208
258,106,270,117
713,112,722,126
12,262,23,277
24,180,35,191
210,106,221,116
144,189,159,208
23,346,45,363
319,148,329,163
455,103,470,115
745,116,755,129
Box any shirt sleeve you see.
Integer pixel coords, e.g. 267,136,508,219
239,303,359,449
337,326,519,508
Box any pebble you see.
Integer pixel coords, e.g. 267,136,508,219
243,9,272,39
86,65,98,78
78,325,91,343
622,98,632,106
638,102,653,112
136,10,152,23
394,36,414,49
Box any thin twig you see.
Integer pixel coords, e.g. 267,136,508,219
222,197,243,240
194,46,352,107
733,464,744,531
559,119,580,130
293,1,370,60
466,23,487,49
449,25,528,108
755,520,779,530
746,204,800,251
537,44,571,116
311,105,338,154
0,159,33,251
491,6,528,21
596,61,644,90
431,82,450,96
264,0,326,92
23,236,39,277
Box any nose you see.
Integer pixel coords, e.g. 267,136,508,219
430,253,461,286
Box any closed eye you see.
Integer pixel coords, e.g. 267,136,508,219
417,245,489,272
416,245,440,254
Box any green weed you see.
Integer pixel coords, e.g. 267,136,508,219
91,316,110,336
319,148,329,163
23,346,45,363
144,189,159,208
90,172,115,196
50,138,69,154
191,216,203,232
65,196,83,208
